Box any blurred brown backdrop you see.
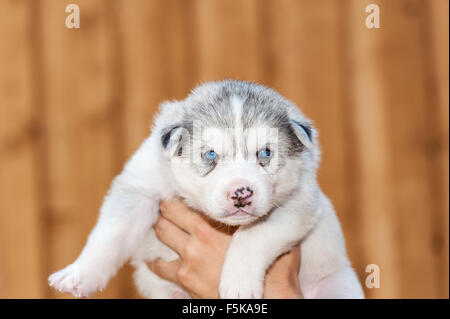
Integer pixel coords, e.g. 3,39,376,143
0,0,448,299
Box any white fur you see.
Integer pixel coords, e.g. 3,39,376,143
48,81,364,299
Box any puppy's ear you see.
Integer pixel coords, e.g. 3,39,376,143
161,124,185,147
160,124,189,157
161,124,180,148
290,120,314,149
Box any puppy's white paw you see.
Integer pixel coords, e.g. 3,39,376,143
219,269,264,299
48,263,104,298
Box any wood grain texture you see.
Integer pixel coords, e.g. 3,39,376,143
0,0,447,298
39,0,122,298
0,0,45,298
426,0,449,298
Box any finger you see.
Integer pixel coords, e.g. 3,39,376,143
146,258,181,283
285,246,302,290
277,245,301,271
288,245,301,271
293,245,301,261
160,199,207,234
154,216,190,255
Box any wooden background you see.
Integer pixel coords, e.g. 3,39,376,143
0,0,448,299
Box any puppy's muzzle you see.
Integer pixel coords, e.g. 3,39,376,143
226,182,255,215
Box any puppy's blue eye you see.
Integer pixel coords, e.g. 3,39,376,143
204,150,217,160
258,148,272,159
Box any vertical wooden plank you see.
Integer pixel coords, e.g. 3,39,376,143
0,0,45,298
40,0,123,298
346,0,402,298
336,0,370,290
378,0,441,298
267,0,366,289
194,0,265,82
424,0,449,298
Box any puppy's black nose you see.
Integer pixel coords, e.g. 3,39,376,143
230,186,254,208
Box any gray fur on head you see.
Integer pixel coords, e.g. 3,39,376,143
160,80,320,174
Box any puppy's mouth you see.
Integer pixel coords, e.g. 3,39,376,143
229,208,258,217
215,208,260,226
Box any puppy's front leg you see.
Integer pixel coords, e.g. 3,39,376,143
49,137,165,297
219,205,317,299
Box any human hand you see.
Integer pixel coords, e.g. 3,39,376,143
146,199,303,299
264,245,303,298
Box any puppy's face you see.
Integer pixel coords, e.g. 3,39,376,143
161,81,317,226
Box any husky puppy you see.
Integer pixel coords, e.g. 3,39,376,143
48,80,364,299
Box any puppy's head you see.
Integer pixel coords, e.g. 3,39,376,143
159,80,319,226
